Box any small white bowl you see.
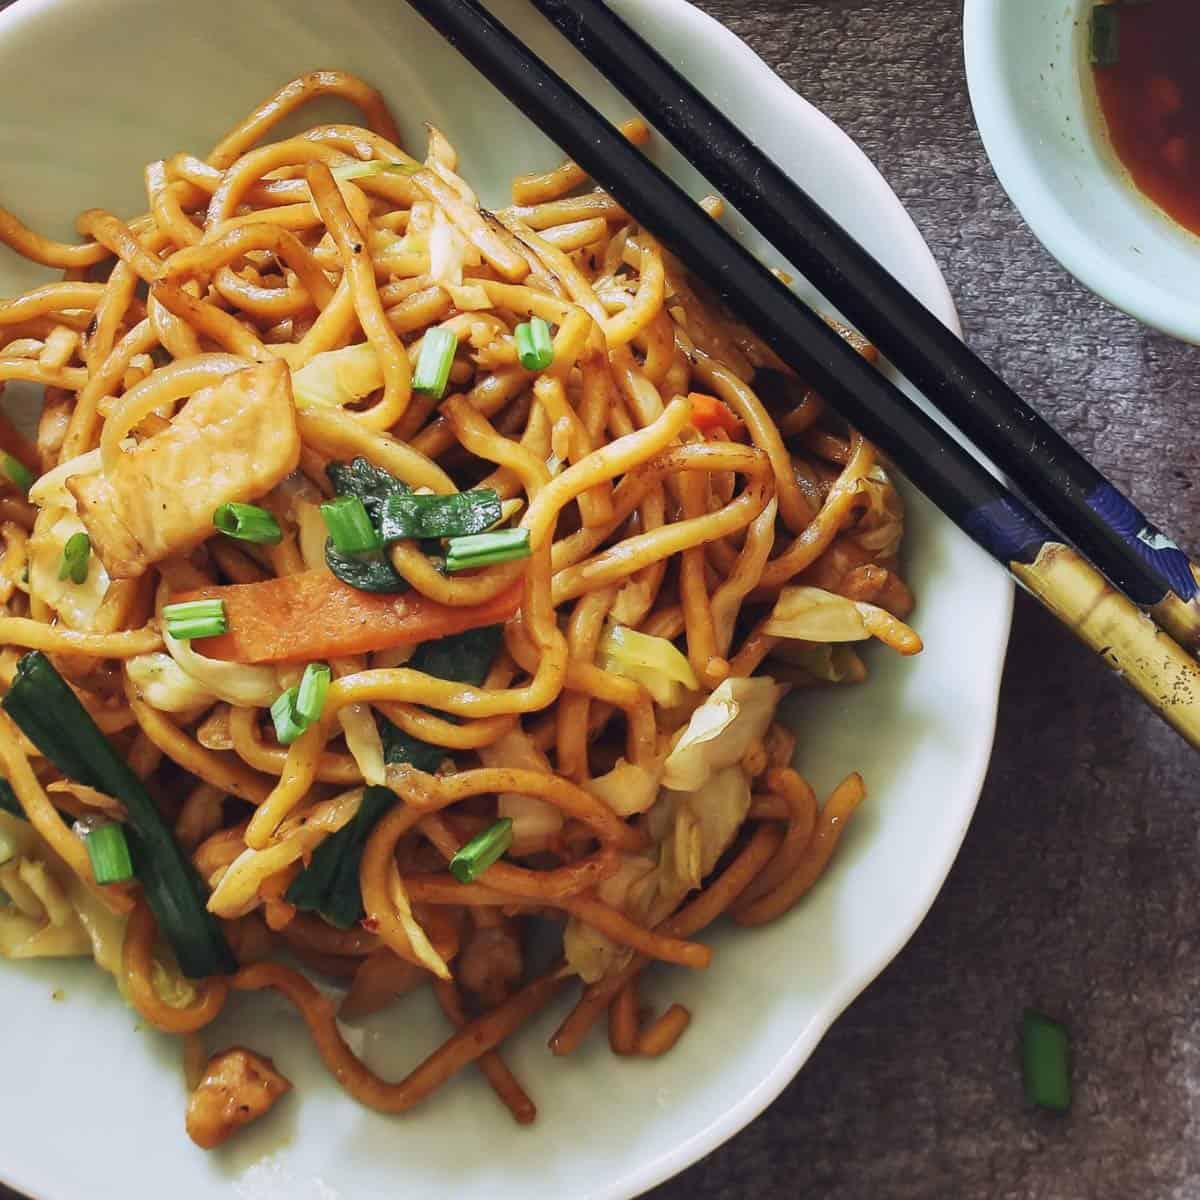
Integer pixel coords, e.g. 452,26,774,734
964,0,1200,344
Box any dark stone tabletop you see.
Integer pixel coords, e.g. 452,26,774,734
4,2,1200,1199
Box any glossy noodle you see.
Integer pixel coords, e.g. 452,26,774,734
0,71,921,1145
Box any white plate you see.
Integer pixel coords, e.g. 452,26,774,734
964,0,1200,344
0,1,1012,1197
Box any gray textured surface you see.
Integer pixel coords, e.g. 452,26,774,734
3,2,1200,1199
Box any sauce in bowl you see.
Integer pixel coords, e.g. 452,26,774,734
1091,0,1200,236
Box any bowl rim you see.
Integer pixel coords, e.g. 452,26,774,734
0,0,1012,1196
963,0,1200,346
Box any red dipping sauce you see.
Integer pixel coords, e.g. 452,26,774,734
1092,0,1200,236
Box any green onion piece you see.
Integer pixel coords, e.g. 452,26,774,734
296,662,331,724
412,327,457,399
449,817,514,883
1022,1009,1071,1111
162,598,228,641
213,501,283,545
514,316,554,371
445,528,531,574
271,687,307,746
1,453,33,494
57,532,91,585
1090,4,1120,65
84,822,134,885
320,494,381,554
332,160,419,181
2,651,235,977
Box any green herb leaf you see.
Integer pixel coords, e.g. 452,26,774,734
2,652,235,977
324,541,410,593
285,786,396,928
327,456,412,523
376,625,504,772
378,489,502,542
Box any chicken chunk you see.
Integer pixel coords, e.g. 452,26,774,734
68,360,300,578
185,1047,291,1150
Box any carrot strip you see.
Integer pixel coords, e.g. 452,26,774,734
687,391,745,438
173,572,523,663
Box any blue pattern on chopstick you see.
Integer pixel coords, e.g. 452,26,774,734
1087,484,1199,601
963,497,1053,565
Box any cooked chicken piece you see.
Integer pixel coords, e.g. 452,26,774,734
68,360,300,578
458,920,523,1007
185,1047,291,1150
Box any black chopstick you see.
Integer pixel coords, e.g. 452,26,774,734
403,0,1200,750
524,0,1200,645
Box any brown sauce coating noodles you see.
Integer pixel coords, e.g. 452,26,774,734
0,71,921,1141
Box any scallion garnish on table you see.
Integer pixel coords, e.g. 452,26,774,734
1021,1009,1071,1111
212,501,283,545
449,817,514,883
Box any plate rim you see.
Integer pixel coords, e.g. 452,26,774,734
0,1,1013,1197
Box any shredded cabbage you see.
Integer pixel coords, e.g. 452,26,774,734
339,702,386,787
597,624,700,707
27,448,104,511
583,758,662,818
479,730,563,845
28,509,111,629
290,343,383,411
0,811,127,969
126,652,218,712
763,585,878,643
387,867,451,980
661,676,787,792
771,642,864,683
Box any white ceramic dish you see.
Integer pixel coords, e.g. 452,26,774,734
0,1,1012,1197
964,0,1200,345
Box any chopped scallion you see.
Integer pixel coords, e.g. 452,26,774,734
162,598,228,641
58,532,91,585
270,687,306,746
213,501,283,545
1022,1009,1071,1111
1,453,33,494
449,817,514,883
412,327,458,399
296,662,331,724
84,822,134,885
320,495,381,554
1090,3,1120,65
444,528,531,573
515,316,554,371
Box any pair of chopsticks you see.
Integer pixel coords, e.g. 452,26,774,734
404,0,1200,748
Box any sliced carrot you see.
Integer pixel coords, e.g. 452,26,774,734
687,391,745,439
173,571,523,664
